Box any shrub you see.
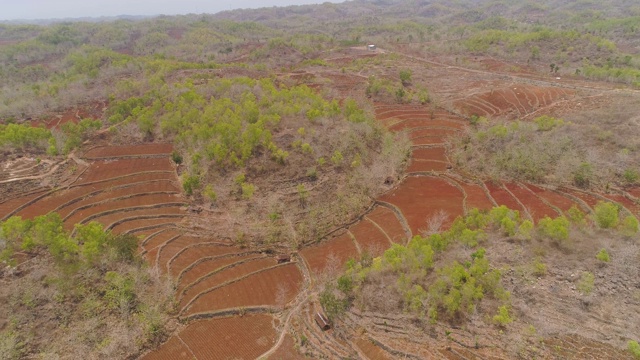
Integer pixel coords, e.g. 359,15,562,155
577,272,595,295
573,162,593,188
629,341,640,359
593,202,619,229
532,258,547,276
182,174,200,196
621,215,639,236
493,305,513,326
203,184,217,202
170,150,183,164
624,169,639,184
596,248,610,263
399,69,412,85
538,216,570,243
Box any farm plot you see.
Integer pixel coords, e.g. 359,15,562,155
365,206,409,244
0,189,50,220
176,254,264,294
83,143,173,159
55,180,179,218
379,175,464,235
407,128,459,146
407,147,450,173
387,118,466,132
348,218,392,257
454,85,574,119
183,262,303,317
443,176,495,212
155,235,230,273
167,243,241,278
88,206,185,231
179,315,277,360
300,232,359,275
179,257,276,310
142,315,277,360
354,336,392,360
504,182,560,221
74,158,174,184
484,181,525,213
111,217,184,235
141,228,184,252
524,184,582,213
62,193,184,229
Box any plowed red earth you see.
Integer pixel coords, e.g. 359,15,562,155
88,206,185,230
379,176,465,234
142,315,277,360
525,184,580,213
168,244,240,278
83,143,173,158
0,190,49,220
504,182,560,220
75,158,174,184
454,85,574,118
176,254,263,294
142,228,183,251
156,236,226,273
183,263,303,316
14,176,177,219
349,218,392,257
484,181,524,212
300,232,359,275
179,257,277,310
62,193,183,229
444,177,495,211
365,206,408,244
354,337,391,360
111,217,183,235
407,147,449,172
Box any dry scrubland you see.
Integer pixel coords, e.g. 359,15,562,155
1,0,640,359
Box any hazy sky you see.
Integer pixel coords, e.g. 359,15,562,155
0,0,346,20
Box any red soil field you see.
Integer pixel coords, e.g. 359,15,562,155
379,176,465,235
16,171,178,218
504,182,560,221
411,147,448,162
454,85,574,118
349,219,392,257
140,335,192,360
184,263,303,316
156,236,226,273
0,190,49,220
74,158,174,184
365,206,408,244
299,232,359,275
407,159,449,173
110,217,183,235
83,143,173,158
141,228,183,251
559,188,602,209
408,128,458,143
62,193,183,228
484,181,524,213
179,257,277,310
168,244,240,278
176,254,263,294
267,333,308,360
354,337,392,360
87,206,185,231
56,180,179,217
524,184,580,213
388,118,466,132
444,177,495,212
627,187,640,199
178,315,277,360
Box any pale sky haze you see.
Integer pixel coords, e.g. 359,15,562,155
0,0,346,21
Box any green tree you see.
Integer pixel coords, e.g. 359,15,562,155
593,202,619,229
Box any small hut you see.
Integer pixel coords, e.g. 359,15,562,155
276,254,291,264
315,312,331,331
367,44,377,51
